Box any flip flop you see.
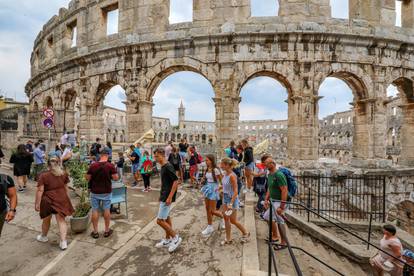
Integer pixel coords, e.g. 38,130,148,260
90,231,99,239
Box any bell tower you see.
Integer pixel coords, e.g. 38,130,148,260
178,100,185,129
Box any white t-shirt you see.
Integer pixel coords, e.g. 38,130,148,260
62,147,72,161
205,168,221,183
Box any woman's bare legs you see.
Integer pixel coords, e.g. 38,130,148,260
55,214,68,242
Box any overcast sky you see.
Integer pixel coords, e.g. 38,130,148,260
0,0,401,124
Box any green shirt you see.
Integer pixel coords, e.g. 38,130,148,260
268,171,287,200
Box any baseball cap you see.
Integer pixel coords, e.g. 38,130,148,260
101,147,111,155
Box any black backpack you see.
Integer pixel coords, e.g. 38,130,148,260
253,176,267,193
171,154,180,166
90,143,98,155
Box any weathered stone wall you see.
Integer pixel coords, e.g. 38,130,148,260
25,0,414,168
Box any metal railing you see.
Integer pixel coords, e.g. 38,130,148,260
291,174,386,223
267,200,414,276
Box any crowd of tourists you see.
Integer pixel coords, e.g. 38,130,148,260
0,134,414,275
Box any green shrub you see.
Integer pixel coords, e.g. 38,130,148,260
66,160,91,218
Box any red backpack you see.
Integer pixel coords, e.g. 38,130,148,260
142,159,153,174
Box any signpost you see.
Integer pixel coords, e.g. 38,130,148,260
42,108,54,152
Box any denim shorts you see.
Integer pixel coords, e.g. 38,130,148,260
263,201,286,224
223,193,240,209
90,193,112,211
157,202,171,220
245,162,255,171
132,163,140,174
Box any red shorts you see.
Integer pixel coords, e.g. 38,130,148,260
189,165,198,177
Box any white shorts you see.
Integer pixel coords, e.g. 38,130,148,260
263,201,285,224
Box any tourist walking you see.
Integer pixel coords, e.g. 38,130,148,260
9,144,34,192
200,154,223,236
0,173,17,237
35,157,74,250
86,148,119,239
253,156,268,214
178,139,188,162
263,157,288,245
370,224,404,276
48,144,62,160
168,147,182,180
241,140,254,192
116,152,125,179
33,142,46,180
128,144,141,187
165,141,173,160
220,158,249,245
60,144,73,167
106,142,113,162
25,140,34,153
79,136,88,162
153,148,182,253
188,146,199,188
140,151,154,192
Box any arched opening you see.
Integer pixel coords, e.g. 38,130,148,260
318,73,367,163
239,73,289,161
330,0,349,19
395,0,402,27
152,70,215,153
98,83,128,143
44,96,53,108
388,77,414,165
169,0,193,24
250,0,279,17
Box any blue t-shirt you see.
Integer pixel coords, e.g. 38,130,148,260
131,151,140,164
33,147,45,165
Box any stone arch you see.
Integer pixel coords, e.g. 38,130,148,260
145,62,214,101
44,96,54,108
237,70,293,97
33,101,39,111
389,76,414,165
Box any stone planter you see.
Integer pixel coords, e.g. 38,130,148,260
70,213,90,233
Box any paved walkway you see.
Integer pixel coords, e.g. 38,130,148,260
0,167,246,276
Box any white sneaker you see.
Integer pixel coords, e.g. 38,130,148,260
155,239,171,248
219,220,226,230
168,236,182,253
201,225,214,236
59,240,68,250
36,234,48,243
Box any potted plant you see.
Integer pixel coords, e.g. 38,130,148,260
67,161,91,233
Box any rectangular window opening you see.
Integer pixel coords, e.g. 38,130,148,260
169,0,193,24
330,0,349,19
47,36,53,47
395,0,402,27
251,0,279,17
67,21,77,48
103,3,119,36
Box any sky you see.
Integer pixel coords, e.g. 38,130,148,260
0,0,402,123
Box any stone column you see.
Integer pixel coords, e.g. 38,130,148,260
214,96,240,157
399,102,414,166
287,95,319,167
349,0,395,27
279,0,331,21
402,0,414,28
126,99,153,143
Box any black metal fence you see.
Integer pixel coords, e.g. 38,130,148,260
290,174,386,223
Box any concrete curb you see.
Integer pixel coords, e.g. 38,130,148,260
90,189,188,276
242,192,261,276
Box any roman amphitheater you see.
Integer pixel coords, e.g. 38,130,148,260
24,0,414,168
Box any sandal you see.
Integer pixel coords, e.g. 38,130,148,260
265,237,280,244
220,239,233,246
103,229,113,238
241,232,251,243
90,231,99,239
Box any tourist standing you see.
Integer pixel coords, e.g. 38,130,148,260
25,140,34,153
263,157,288,245
116,152,125,180
241,140,254,192
67,130,77,148
200,154,223,236
60,132,68,146
61,144,73,167
370,224,404,276
35,157,74,250
188,146,199,188
48,144,62,160
178,139,188,162
153,148,182,253
33,142,46,180
106,142,113,162
253,156,268,214
235,144,244,162
165,141,173,160
140,151,154,192
79,136,88,162
168,147,182,180
86,148,119,239
220,158,249,245
90,138,102,160
9,144,34,192
129,145,141,187
0,173,17,237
